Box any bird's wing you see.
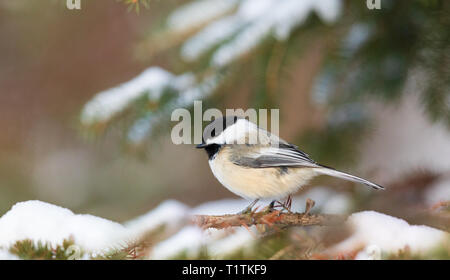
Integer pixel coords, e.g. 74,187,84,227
229,142,385,190
231,143,319,168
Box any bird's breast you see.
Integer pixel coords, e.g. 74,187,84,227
208,147,317,200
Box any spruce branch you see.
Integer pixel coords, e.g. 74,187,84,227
192,211,346,230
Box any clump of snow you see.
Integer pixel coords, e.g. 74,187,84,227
0,201,131,254
3,198,447,260
146,199,258,259
161,189,351,259
81,67,173,125
355,244,382,260
0,249,19,260
125,200,189,238
177,0,342,64
329,211,449,259
181,16,242,61
149,226,205,259
195,0,343,66
147,198,267,259
238,0,274,20
206,227,257,258
0,189,351,260
312,0,342,23
81,67,195,126
148,224,258,259
210,18,271,67
0,200,194,259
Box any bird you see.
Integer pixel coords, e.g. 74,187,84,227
196,116,384,214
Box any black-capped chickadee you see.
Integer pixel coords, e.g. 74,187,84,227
196,116,384,213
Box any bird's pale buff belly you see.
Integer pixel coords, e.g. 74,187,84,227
208,149,317,200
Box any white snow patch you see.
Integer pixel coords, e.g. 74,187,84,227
329,211,449,258
148,222,257,259
147,198,264,259
149,226,205,259
181,16,242,61
176,0,342,66
81,67,173,125
313,0,342,23
355,244,382,260
0,249,19,260
81,68,195,126
125,200,189,238
168,0,238,32
206,227,257,258
238,0,275,21
160,190,350,259
0,201,131,254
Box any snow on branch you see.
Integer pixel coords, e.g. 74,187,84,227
1,199,449,260
80,67,195,126
167,0,239,32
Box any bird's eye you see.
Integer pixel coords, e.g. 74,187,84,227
211,128,216,137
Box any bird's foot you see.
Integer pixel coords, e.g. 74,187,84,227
262,197,293,215
262,200,277,214
272,196,293,214
284,195,293,213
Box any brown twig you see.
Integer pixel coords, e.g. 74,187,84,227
192,211,346,230
431,201,450,211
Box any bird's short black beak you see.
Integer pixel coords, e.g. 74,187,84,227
196,143,208,149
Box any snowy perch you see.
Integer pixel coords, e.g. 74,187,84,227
192,211,346,229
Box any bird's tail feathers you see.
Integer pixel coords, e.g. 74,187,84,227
315,166,384,190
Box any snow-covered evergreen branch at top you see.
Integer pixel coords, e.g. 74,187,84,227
80,0,343,144
178,0,341,65
81,68,194,125
81,0,449,147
